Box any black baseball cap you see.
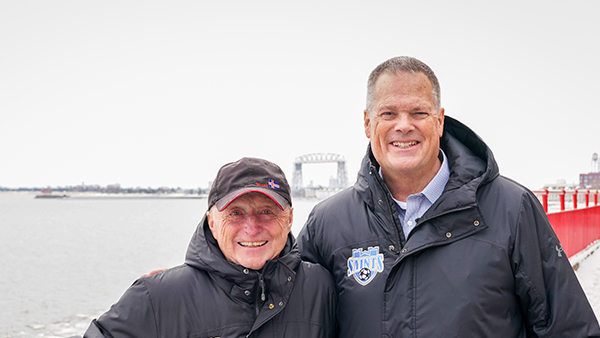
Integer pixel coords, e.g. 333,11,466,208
208,157,292,211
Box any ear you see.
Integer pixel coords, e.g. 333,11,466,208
437,108,445,137
287,207,294,229
364,110,372,138
207,210,215,231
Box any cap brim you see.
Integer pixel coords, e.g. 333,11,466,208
215,187,289,211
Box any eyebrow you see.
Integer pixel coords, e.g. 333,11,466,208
378,103,430,112
411,104,429,111
379,104,397,112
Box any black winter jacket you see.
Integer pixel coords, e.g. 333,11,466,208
84,214,336,338
298,116,600,337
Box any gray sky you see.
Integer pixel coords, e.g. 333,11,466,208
2,1,599,190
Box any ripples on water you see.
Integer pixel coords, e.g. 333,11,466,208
3,313,98,338
0,193,319,338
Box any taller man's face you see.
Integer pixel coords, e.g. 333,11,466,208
364,71,444,181
207,192,293,270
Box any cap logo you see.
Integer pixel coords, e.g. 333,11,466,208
254,180,280,190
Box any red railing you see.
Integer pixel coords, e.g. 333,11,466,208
533,189,600,257
532,189,600,213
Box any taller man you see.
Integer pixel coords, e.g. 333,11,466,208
298,56,600,337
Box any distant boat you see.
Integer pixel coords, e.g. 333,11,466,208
35,190,69,199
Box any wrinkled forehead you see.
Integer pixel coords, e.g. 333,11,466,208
375,71,433,93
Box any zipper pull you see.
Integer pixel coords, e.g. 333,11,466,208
258,272,266,301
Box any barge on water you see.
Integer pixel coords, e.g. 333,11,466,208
35,190,69,199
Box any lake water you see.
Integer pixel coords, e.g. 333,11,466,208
4,192,597,337
0,192,320,338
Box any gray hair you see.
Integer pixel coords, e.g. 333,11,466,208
366,56,441,113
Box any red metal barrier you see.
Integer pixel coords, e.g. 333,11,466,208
533,190,600,257
532,189,600,213
546,206,600,257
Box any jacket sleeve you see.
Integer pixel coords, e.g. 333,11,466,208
83,320,108,338
513,191,600,337
297,209,326,268
83,279,159,338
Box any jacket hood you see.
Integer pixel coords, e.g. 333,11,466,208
184,213,301,281
356,115,499,213
442,115,499,188
432,115,499,218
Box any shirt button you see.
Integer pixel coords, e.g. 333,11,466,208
245,290,251,296
287,276,292,282
407,220,413,226
389,245,395,251
446,232,452,238
243,268,249,274
474,220,480,226
402,248,408,253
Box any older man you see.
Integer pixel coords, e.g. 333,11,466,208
84,157,336,338
298,56,600,337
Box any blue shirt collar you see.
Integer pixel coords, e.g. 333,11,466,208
421,149,450,204
379,149,450,205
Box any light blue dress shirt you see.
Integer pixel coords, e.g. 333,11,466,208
380,149,450,238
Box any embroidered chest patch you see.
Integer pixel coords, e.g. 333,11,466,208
347,246,384,286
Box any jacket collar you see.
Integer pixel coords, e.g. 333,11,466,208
184,214,300,333
356,115,499,218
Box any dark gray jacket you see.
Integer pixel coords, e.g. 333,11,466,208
85,214,336,338
298,116,600,337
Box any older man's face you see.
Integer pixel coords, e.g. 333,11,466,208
207,192,293,270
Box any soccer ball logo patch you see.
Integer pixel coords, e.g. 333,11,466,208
347,246,384,286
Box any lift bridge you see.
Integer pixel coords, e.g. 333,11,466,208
292,153,349,197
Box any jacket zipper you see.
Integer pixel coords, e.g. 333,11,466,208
255,272,265,316
370,164,404,250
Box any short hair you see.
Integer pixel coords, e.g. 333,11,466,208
366,56,441,113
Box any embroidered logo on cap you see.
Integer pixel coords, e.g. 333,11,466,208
268,179,280,189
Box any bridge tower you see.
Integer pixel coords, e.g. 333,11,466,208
292,153,349,195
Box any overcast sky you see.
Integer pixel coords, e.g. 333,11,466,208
2,1,599,190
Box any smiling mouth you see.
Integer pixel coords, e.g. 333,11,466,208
239,241,267,247
392,141,418,148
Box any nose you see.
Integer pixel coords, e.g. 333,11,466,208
394,113,414,134
243,215,263,236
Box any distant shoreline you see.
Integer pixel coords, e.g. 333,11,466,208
2,191,207,199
